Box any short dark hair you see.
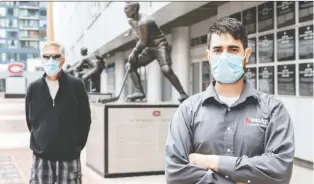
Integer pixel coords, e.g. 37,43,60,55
207,17,248,49
125,2,140,12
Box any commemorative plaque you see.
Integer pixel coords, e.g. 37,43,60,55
248,37,256,64
258,34,274,63
277,29,295,61
299,63,313,96
299,1,313,23
242,7,257,34
299,25,313,59
244,67,257,89
230,12,242,22
258,2,274,32
277,1,295,28
258,66,274,94
277,64,296,95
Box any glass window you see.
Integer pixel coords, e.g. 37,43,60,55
19,30,28,38
0,29,6,38
7,8,18,17
0,53,6,63
29,41,39,49
39,19,47,28
7,31,18,39
7,53,18,61
201,61,210,91
0,7,6,16
40,2,48,8
39,30,46,40
6,19,17,27
29,30,39,38
40,9,46,17
7,40,18,48
192,62,200,94
0,18,5,27
0,40,6,48
19,53,27,61
28,9,39,17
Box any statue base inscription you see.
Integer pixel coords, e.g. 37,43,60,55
86,102,178,178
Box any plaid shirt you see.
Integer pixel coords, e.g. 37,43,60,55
29,155,82,184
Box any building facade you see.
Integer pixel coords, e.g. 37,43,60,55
52,2,313,164
0,1,47,66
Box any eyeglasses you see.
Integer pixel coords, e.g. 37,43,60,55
42,54,62,60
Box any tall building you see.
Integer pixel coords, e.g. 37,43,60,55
0,1,47,67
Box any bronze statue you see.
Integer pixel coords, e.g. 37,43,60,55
124,2,189,102
65,47,105,92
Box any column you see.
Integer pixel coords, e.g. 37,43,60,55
100,71,107,93
47,2,54,41
147,61,162,102
114,52,126,101
171,27,190,102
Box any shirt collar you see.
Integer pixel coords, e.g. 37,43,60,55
201,79,260,105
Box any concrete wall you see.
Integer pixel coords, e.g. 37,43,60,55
52,2,170,64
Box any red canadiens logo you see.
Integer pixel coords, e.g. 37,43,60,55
152,110,161,117
8,63,24,74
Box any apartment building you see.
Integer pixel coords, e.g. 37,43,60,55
0,1,47,67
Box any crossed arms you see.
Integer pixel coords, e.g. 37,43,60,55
165,101,295,184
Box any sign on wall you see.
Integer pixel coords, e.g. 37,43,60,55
299,1,313,23
299,25,313,59
258,66,274,94
277,64,296,95
277,1,295,28
7,62,24,75
277,29,296,61
248,37,256,64
258,2,274,32
258,34,274,63
299,63,313,96
242,7,257,34
244,67,257,89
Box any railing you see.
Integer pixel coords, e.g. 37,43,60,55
19,2,39,7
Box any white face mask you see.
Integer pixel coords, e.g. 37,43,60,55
209,52,246,84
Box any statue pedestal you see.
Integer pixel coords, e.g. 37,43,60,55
88,92,112,103
86,102,178,178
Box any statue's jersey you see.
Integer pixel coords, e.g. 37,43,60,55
129,14,167,47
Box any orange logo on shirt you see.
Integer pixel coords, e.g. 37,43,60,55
245,117,252,123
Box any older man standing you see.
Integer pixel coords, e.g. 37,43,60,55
25,41,91,184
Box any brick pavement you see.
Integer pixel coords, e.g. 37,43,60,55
0,99,165,184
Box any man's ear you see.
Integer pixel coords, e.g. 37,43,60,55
244,48,252,64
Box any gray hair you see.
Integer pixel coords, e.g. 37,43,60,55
42,41,65,56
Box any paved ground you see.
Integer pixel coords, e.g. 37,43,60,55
0,98,312,184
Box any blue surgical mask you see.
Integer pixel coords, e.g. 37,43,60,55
43,59,61,76
210,52,246,84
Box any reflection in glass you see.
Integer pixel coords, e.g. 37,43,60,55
299,63,313,96
258,34,274,63
277,1,295,28
277,29,295,61
244,67,257,89
258,66,274,94
258,2,274,32
299,25,313,59
248,38,256,64
202,61,210,91
242,7,257,34
277,64,296,95
299,1,313,23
